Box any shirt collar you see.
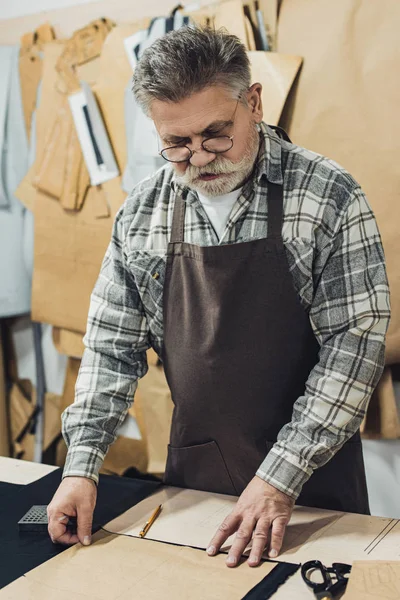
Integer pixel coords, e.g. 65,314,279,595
253,122,284,185
170,121,284,199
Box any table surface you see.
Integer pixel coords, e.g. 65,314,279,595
0,457,342,600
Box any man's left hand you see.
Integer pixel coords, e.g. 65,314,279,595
206,476,294,567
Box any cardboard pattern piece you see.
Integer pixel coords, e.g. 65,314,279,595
361,366,400,440
16,42,117,333
0,0,217,44
278,0,400,364
248,50,302,125
0,531,277,600
9,380,61,462
104,486,400,565
52,327,84,358
344,561,400,600
189,0,250,47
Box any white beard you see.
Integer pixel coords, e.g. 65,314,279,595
175,125,260,197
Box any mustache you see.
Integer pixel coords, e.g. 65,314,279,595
183,157,239,179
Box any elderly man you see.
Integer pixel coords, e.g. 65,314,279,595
48,26,390,568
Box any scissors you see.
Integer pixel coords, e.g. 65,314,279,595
301,560,352,599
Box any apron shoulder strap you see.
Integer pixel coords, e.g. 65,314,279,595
266,125,289,241
170,192,186,243
267,182,284,241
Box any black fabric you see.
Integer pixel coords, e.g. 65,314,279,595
0,481,22,502
0,468,161,589
241,561,300,600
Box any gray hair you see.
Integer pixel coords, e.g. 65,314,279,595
133,26,251,115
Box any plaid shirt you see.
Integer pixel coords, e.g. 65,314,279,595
62,123,390,499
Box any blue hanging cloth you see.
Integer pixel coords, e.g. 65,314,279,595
0,45,35,317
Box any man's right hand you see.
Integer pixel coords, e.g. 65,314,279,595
47,476,97,546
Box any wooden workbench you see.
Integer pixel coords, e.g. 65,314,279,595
0,457,398,599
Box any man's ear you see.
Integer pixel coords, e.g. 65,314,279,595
247,83,263,123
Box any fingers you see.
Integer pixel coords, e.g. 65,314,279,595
48,502,93,547
247,519,270,567
58,515,69,524
268,516,288,559
52,529,80,546
47,477,97,547
77,501,94,546
206,477,294,569
226,518,256,567
230,514,288,567
47,509,79,546
207,513,241,557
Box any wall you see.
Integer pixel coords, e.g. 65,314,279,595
1,0,100,21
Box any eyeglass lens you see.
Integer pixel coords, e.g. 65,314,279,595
161,136,233,162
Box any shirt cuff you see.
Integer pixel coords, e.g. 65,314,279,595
62,445,105,485
256,444,313,500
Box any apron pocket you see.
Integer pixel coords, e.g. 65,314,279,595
164,440,238,496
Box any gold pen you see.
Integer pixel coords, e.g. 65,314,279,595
139,504,163,538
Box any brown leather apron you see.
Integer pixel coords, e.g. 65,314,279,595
162,168,370,515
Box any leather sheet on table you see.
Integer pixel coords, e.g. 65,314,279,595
0,468,160,589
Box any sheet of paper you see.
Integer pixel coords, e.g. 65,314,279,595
104,487,400,564
1,532,278,600
0,457,57,485
344,561,400,600
104,486,238,550
281,510,400,564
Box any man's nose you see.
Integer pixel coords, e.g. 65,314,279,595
189,147,216,168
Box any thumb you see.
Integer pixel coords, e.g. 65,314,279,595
77,503,94,546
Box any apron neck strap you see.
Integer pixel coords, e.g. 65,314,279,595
170,182,284,243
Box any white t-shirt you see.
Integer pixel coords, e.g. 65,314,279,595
197,187,243,239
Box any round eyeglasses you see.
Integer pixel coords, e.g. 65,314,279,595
159,135,235,163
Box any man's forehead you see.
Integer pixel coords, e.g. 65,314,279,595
150,86,238,138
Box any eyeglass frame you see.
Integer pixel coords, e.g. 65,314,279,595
158,99,240,163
